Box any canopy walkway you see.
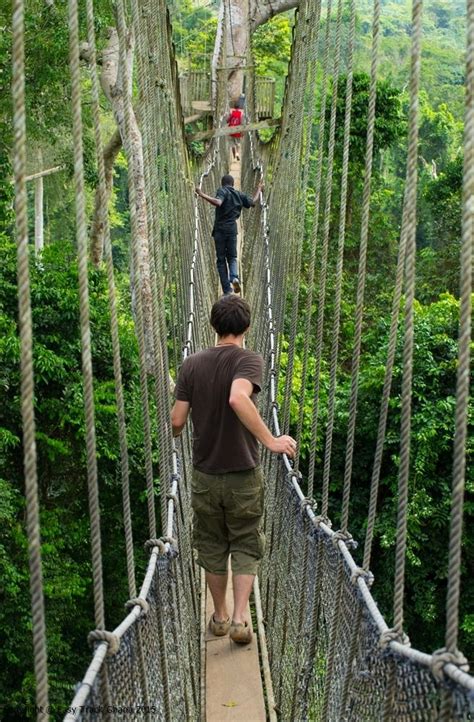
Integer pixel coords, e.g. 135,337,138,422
10,0,474,720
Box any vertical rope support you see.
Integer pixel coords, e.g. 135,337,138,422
337,0,381,529
306,0,345,503
392,0,423,636
12,0,50,714
68,0,105,633
115,0,157,540
84,0,136,602
443,0,474,681
321,0,356,521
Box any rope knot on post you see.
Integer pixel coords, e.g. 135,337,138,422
125,597,149,615
379,627,410,651
166,491,179,505
332,529,358,550
351,566,374,588
88,629,120,656
430,648,470,682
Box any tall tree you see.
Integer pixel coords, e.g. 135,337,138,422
217,0,299,101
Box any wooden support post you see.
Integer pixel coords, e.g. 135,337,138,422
25,165,65,182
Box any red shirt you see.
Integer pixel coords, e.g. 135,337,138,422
228,108,243,138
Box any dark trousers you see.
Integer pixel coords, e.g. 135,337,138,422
213,229,239,294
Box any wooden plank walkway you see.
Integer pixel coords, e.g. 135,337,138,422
204,569,266,722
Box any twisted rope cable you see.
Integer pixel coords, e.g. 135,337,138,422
321,0,356,524
68,0,105,632
339,0,381,530
441,0,474,704
392,0,423,636
304,0,334,495
306,0,344,504
115,0,157,539
12,0,49,713
131,0,173,532
84,0,136,601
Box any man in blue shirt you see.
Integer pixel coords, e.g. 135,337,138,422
196,174,263,295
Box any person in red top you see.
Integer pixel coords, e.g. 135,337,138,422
228,100,243,161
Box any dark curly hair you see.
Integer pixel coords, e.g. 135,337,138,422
210,295,251,337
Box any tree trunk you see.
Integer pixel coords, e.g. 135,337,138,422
34,150,44,255
249,0,299,31
212,0,299,106
90,129,122,266
225,0,250,103
100,27,154,370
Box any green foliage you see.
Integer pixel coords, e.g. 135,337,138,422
169,0,218,71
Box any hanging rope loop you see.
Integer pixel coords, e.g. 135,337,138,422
88,629,120,656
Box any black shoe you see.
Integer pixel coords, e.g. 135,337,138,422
232,278,241,294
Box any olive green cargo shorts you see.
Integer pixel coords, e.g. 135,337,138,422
191,466,265,576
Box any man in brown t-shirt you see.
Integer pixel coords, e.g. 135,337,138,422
171,295,296,644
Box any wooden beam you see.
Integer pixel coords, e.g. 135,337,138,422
186,118,280,143
25,165,65,182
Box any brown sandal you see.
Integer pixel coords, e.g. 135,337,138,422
209,614,231,637
229,620,252,645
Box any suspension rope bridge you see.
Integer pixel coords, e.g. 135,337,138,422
10,0,473,719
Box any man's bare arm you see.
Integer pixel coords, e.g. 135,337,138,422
229,378,296,457
195,187,223,207
252,181,264,205
171,400,190,437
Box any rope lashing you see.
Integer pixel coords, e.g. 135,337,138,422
430,649,470,682
125,597,150,615
312,514,332,529
331,530,358,550
88,630,121,656
145,537,178,555
299,497,316,514
379,628,411,651
350,567,374,588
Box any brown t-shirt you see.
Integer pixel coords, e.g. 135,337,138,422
175,345,264,474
